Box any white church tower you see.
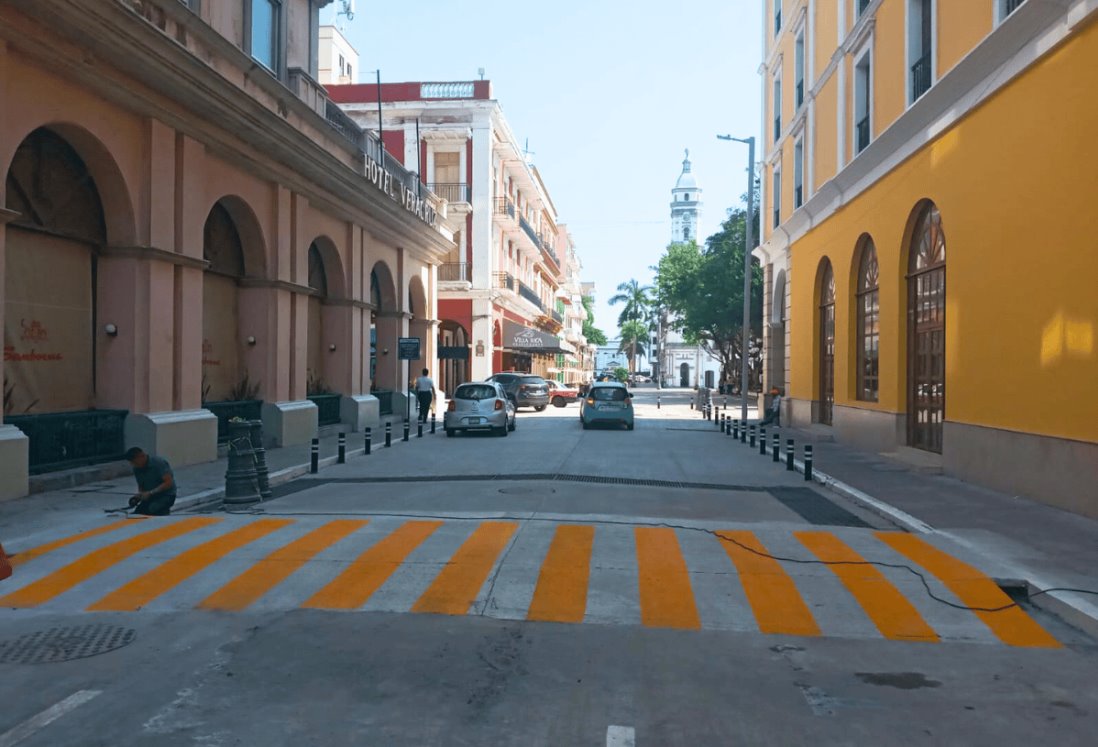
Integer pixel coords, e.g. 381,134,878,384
670,149,702,243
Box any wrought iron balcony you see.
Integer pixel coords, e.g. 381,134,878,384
519,216,542,249
911,53,932,101
518,281,545,311
494,197,516,219
428,183,470,203
308,393,342,427
856,115,871,153
7,409,128,474
439,262,470,282
495,271,515,291
551,309,563,324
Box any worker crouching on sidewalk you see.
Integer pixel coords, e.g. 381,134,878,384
125,447,177,516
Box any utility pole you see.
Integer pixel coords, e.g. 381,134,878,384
717,134,756,423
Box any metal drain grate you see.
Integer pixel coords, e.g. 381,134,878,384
0,625,136,664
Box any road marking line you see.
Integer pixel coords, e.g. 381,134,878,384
0,689,101,747
634,527,701,630
199,519,368,611
9,522,133,568
0,517,220,608
86,519,293,612
606,725,635,747
795,531,939,642
411,521,518,616
876,533,1061,648
526,524,595,623
303,520,443,610
717,530,820,637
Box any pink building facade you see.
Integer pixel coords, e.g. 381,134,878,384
0,0,454,499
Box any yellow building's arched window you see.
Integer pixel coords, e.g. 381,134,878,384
856,238,880,402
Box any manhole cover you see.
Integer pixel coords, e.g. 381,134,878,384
498,487,555,495
0,625,136,664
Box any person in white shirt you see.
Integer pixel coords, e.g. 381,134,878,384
413,368,435,424
760,386,782,427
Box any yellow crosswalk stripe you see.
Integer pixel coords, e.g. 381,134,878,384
876,533,1061,648
0,517,220,608
634,527,701,630
87,519,294,611
412,521,518,616
795,531,939,642
526,525,595,624
199,519,369,611
9,521,133,568
303,521,443,610
717,530,821,636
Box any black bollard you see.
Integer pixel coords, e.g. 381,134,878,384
740,420,747,443
690,400,694,410
385,422,392,448
749,424,756,448
418,422,424,438
403,421,410,442
772,432,780,462
310,437,319,474
786,439,795,471
338,432,346,464
657,394,661,410
431,413,437,434
759,427,768,455
804,444,814,481
732,419,739,439
726,417,732,436
365,427,372,455
718,412,724,429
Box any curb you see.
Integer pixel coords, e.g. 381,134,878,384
794,460,935,534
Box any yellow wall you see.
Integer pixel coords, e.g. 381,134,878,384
937,1,993,77
873,0,906,137
814,5,837,77
788,20,1098,443
813,75,838,189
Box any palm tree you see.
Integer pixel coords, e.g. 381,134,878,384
609,279,653,371
618,320,649,373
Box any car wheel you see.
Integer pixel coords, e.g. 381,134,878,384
445,428,455,437
552,396,566,408
496,425,508,437
627,423,635,431
534,405,547,412
581,420,589,430
508,417,516,432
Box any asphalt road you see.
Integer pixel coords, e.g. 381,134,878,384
1,390,1095,746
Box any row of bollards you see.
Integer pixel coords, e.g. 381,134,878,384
307,412,442,477
715,414,814,482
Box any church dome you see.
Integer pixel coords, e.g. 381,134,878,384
675,149,698,190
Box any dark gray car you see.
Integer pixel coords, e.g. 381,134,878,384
486,373,550,411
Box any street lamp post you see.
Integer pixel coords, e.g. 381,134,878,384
717,134,755,423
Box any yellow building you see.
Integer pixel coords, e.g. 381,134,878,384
758,0,1098,516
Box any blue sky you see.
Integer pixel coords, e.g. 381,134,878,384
324,0,762,336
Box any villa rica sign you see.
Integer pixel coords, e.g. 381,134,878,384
364,154,438,227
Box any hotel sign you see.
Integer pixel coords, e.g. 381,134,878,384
365,154,438,227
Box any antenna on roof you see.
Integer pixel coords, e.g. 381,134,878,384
336,0,355,30
478,67,485,80
523,138,535,163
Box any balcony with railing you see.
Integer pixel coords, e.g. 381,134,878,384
429,183,470,204
493,197,517,224
519,215,542,249
495,271,515,292
856,115,871,153
911,53,932,101
439,262,470,282
518,281,545,311
551,309,563,324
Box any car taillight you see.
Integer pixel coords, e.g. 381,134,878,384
494,399,504,411
447,401,456,412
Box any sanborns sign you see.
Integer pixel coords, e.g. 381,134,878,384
364,154,438,227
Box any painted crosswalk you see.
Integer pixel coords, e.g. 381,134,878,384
0,516,1061,648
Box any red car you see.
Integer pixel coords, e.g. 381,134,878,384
545,380,580,408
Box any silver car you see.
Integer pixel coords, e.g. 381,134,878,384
444,382,517,437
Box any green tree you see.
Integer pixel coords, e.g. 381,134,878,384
612,367,630,384
617,319,649,373
656,198,763,390
580,294,608,346
609,279,653,329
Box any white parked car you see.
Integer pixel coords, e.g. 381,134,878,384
444,382,517,437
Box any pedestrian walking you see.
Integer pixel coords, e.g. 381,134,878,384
414,368,435,424
759,387,782,427
125,447,177,516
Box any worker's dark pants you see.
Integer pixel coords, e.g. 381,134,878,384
134,494,176,516
417,391,433,423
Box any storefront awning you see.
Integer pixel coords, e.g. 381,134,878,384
501,320,567,354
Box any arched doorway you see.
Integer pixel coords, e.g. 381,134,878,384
817,259,836,425
906,202,946,453
679,362,690,388
202,198,263,440
769,269,787,390
438,320,469,397
305,240,345,427
3,127,124,472
369,261,398,398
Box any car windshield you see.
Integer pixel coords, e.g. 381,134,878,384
520,376,547,386
591,387,627,402
454,384,497,400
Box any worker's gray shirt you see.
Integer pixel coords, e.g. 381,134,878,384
133,456,177,498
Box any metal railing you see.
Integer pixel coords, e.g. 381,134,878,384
519,216,541,249
439,263,470,282
7,409,129,474
308,393,342,427
428,183,470,203
494,197,516,218
856,115,871,153
495,272,515,291
551,309,563,324
325,98,365,152
205,400,264,444
373,390,395,417
518,281,544,311
911,53,932,101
